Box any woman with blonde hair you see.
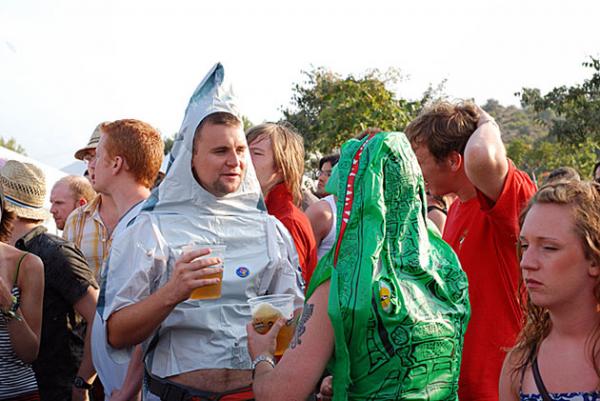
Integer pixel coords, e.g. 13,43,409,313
0,190,44,400
499,180,600,400
247,122,318,285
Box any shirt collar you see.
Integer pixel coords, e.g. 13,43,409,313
265,182,293,211
16,225,48,248
85,194,102,212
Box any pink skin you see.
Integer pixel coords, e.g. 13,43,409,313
411,144,456,198
249,135,282,196
192,122,247,197
519,203,599,311
316,162,333,196
50,182,79,230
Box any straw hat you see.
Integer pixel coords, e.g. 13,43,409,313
74,122,108,160
0,160,51,221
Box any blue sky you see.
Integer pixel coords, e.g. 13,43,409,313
1,0,599,169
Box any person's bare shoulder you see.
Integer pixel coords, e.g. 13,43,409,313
306,200,333,241
306,199,332,221
499,348,525,401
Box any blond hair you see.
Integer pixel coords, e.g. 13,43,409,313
54,175,96,203
246,122,305,206
514,180,600,379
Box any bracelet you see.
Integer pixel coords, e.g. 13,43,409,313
251,354,276,379
1,294,21,322
480,119,497,126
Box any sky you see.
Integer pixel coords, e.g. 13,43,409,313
1,0,599,170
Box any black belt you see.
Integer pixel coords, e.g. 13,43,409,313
145,369,253,401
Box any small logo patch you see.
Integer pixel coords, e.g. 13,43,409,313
380,281,392,313
236,267,250,278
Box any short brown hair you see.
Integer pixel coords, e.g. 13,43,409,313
54,175,96,203
246,122,305,206
193,112,242,154
100,119,164,188
405,101,480,162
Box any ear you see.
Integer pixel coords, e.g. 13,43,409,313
446,151,463,173
78,198,87,207
589,261,600,278
112,156,124,175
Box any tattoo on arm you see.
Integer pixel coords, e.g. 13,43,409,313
290,303,314,349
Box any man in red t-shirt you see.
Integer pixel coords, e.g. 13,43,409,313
406,102,536,401
247,122,318,286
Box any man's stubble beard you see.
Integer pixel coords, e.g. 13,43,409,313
213,169,246,196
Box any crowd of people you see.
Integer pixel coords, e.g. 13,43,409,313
0,62,598,401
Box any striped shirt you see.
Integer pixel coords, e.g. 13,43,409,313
63,195,110,282
0,287,38,399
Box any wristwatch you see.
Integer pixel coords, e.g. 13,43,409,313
251,354,276,379
73,376,93,390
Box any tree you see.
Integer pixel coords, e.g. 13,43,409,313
518,57,600,145
163,134,175,155
242,116,253,131
0,136,26,155
506,136,598,181
482,99,549,142
281,67,421,154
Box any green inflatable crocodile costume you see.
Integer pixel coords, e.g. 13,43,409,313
306,132,470,400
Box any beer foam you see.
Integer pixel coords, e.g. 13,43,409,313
253,302,283,319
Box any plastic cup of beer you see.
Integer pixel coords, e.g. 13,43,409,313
248,294,296,356
181,244,226,300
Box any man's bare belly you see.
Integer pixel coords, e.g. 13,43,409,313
169,369,252,393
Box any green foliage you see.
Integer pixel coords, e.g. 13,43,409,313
508,58,600,180
519,57,600,144
482,99,549,142
163,134,175,155
242,115,253,131
506,136,598,181
281,67,421,154
0,136,26,155
420,79,449,107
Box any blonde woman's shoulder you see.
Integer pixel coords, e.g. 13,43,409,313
499,347,527,401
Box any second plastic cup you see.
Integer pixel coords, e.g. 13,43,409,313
248,294,296,356
182,243,226,300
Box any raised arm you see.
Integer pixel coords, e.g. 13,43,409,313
1,253,44,363
107,248,223,348
248,280,334,401
463,108,508,202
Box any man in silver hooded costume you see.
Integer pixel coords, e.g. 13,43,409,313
100,63,304,400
